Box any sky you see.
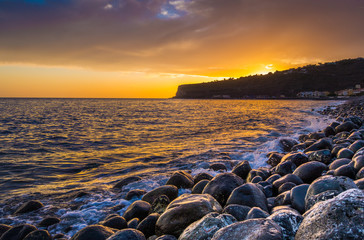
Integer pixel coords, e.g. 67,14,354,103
1,0,364,98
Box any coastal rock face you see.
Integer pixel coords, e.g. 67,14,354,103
70,225,114,240
14,200,44,214
267,209,303,240
202,173,244,206
106,229,146,240
155,194,222,237
304,175,357,211
142,185,178,204
210,219,283,240
165,171,194,189
179,212,236,240
296,189,364,240
0,224,37,240
226,183,268,212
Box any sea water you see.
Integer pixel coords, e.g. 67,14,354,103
0,98,339,236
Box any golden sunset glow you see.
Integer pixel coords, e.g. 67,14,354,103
1,0,364,98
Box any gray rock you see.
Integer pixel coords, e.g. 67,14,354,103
266,153,284,167
137,213,159,238
274,191,291,206
307,150,332,164
278,182,296,195
290,184,309,213
279,138,298,152
226,183,268,212
280,152,308,167
353,155,364,172
266,174,281,184
155,194,222,237
193,173,213,184
337,148,354,159
209,163,227,171
0,224,11,238
354,178,364,189
335,121,358,133
329,158,352,170
211,219,283,240
296,189,364,240
127,218,139,229
14,200,44,214
106,229,146,240
23,230,52,240
231,160,252,179
348,140,364,153
223,204,251,221
102,216,127,230
38,217,60,227
275,161,296,176
0,224,37,240
246,207,269,219
272,174,303,189
304,175,357,211
356,167,364,179
155,235,176,240
293,161,327,183
142,185,178,204
304,138,332,153
179,212,236,240
192,180,209,194
123,201,151,221
126,189,146,200
71,225,114,240
202,173,244,206
267,209,303,240
151,195,170,215
165,171,194,189
334,164,356,179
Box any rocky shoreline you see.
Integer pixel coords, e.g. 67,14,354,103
1,100,364,240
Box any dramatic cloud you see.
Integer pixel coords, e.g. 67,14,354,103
1,0,364,76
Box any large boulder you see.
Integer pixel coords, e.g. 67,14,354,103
226,183,268,212
142,185,178,204
179,212,236,240
71,225,114,240
0,224,37,240
304,175,357,211
267,209,303,240
155,194,222,237
202,173,244,206
293,161,327,183
106,229,145,240
165,171,194,189
122,201,151,221
211,219,283,240
296,189,364,240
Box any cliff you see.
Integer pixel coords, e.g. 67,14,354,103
174,58,364,99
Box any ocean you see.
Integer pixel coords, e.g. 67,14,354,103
0,98,338,236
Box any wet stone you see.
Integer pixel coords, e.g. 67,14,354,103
272,174,303,189
0,224,11,238
267,209,303,240
307,149,332,164
137,213,160,238
151,195,170,214
101,216,127,230
209,163,227,171
14,200,44,214
293,161,327,183
155,235,177,240
226,183,268,212
127,218,140,229
278,182,296,195
246,207,269,220
23,230,52,240
0,224,37,240
123,200,151,221
38,217,61,228
202,173,244,206
107,229,146,240
334,164,356,179
165,171,194,189
193,173,213,184
223,204,251,221
275,161,296,176
126,189,147,200
142,185,178,204
113,176,142,189
329,158,352,170
337,148,354,159
191,180,209,194
290,184,309,213
70,225,114,240
280,152,308,167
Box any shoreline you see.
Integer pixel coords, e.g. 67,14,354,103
0,99,363,240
